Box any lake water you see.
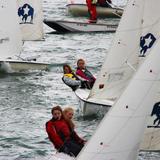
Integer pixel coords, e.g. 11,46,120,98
0,0,160,159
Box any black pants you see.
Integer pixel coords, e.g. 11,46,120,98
59,140,83,157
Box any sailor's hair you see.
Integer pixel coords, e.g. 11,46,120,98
51,106,63,115
63,64,72,73
77,59,85,65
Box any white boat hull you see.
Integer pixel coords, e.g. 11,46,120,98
0,60,49,72
67,4,123,18
44,20,118,33
75,88,112,116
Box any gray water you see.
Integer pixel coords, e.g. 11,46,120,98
0,0,160,159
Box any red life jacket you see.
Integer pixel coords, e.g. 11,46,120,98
46,119,71,149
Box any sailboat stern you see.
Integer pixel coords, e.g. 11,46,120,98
0,60,49,73
75,88,112,116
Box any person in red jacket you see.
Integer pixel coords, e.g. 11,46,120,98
76,59,96,89
46,106,84,157
86,0,97,23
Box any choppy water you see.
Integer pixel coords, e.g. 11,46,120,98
0,0,160,159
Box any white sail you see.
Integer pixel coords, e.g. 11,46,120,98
89,0,160,102
77,30,160,160
86,0,160,151
0,0,22,60
88,0,143,101
138,0,160,151
17,0,44,40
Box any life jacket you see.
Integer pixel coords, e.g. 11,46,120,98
76,68,96,82
46,118,71,149
64,73,76,80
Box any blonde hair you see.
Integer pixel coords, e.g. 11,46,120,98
63,107,74,114
63,107,75,130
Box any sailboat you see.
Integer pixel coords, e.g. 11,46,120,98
66,0,123,18
0,0,48,73
76,32,160,160
74,0,160,151
44,0,119,33
43,19,118,33
49,10,160,160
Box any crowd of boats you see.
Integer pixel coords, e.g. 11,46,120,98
1,0,160,160
44,0,123,32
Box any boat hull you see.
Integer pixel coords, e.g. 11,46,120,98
77,96,110,116
67,4,123,18
44,20,118,33
0,60,49,72
75,88,112,116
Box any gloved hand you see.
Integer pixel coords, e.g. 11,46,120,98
59,144,70,155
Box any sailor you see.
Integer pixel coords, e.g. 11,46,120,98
62,64,88,90
46,106,84,157
86,0,97,23
97,0,112,7
76,59,96,89
63,107,86,146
